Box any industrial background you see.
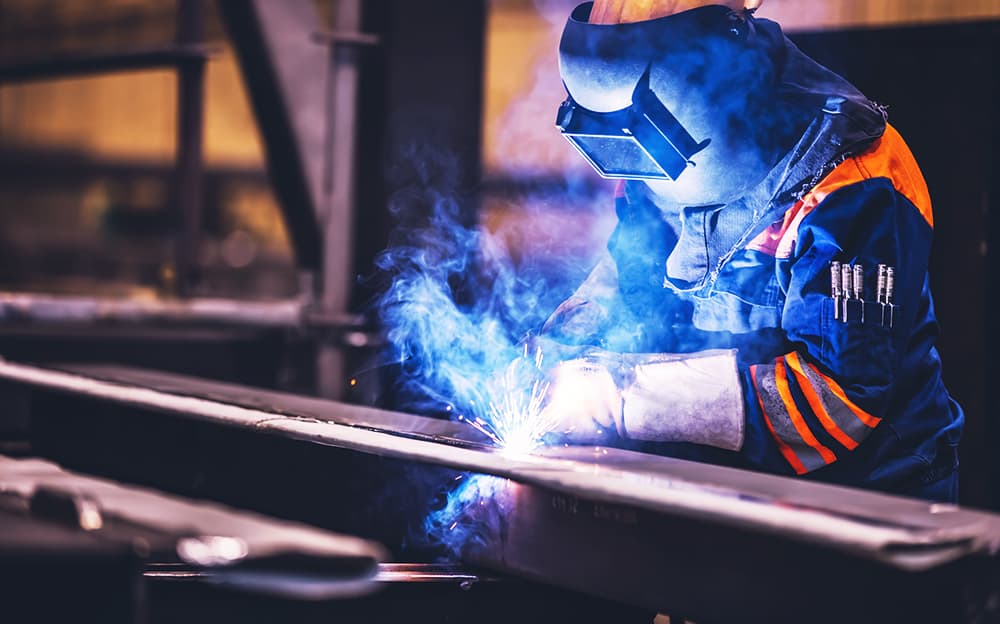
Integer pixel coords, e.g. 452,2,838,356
0,1,998,622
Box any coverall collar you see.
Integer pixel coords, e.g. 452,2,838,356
634,16,888,291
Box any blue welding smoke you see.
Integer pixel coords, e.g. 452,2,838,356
374,194,541,442
374,140,610,449
372,135,616,557
420,473,511,559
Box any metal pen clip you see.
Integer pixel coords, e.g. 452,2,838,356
853,264,865,324
840,263,853,323
830,261,842,321
885,266,896,329
876,264,888,327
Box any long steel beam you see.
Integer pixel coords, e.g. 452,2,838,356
0,453,385,600
1,360,998,622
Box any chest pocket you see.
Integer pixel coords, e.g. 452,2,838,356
689,249,784,334
819,297,896,387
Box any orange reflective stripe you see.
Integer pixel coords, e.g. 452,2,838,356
755,364,831,473
854,125,933,228
751,365,808,475
784,352,860,450
797,124,932,227
774,360,837,465
745,124,932,258
786,351,878,444
807,362,882,428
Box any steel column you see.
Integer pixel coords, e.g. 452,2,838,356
173,0,206,296
317,0,364,399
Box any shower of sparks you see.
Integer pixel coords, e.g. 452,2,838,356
455,343,556,453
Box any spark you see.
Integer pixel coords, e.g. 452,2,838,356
454,344,557,453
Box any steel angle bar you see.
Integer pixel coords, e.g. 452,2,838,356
0,292,305,328
0,44,214,84
2,360,1000,621
0,453,386,600
0,292,381,347
217,0,326,271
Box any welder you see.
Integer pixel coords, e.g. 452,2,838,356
538,0,963,502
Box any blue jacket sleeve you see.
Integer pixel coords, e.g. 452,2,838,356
740,177,934,475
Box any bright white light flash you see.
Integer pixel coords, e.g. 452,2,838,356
456,343,555,453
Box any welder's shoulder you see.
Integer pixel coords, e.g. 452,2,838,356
808,124,933,229
746,125,932,259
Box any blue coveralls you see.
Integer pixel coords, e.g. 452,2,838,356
567,25,963,502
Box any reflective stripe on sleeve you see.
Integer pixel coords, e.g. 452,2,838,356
751,363,834,474
750,365,806,475
784,351,869,450
788,351,882,430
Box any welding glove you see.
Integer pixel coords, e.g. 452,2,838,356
542,348,745,450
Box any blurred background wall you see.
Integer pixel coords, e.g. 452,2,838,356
0,0,297,299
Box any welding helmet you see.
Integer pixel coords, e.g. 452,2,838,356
557,2,781,186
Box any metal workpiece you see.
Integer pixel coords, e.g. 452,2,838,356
462,478,1000,624
0,291,383,348
0,292,304,327
372,563,495,584
2,359,997,551
145,560,651,623
3,360,1000,622
0,454,387,600
147,562,492,585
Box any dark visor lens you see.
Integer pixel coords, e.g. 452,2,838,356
568,135,667,179
555,68,710,181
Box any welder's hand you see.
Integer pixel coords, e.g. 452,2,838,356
539,352,624,443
